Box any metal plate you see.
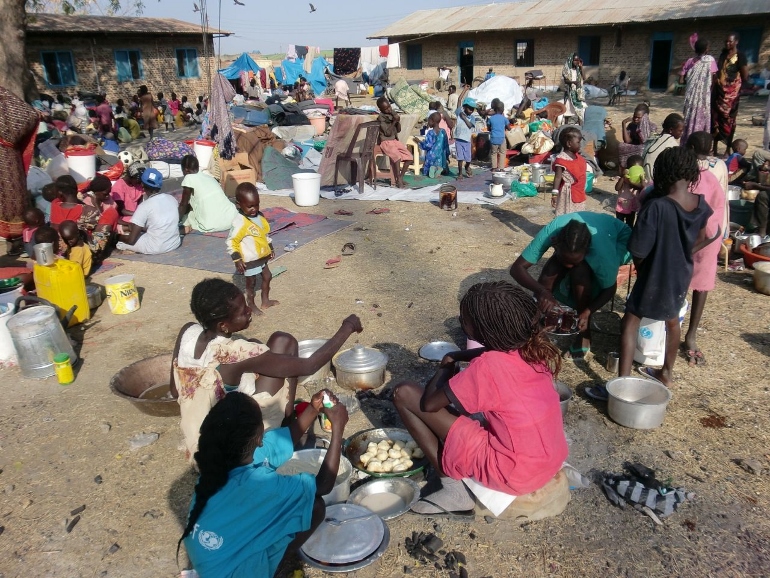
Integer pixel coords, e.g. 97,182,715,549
299,519,390,573
300,503,385,565
344,427,427,478
418,340,461,361
347,477,420,520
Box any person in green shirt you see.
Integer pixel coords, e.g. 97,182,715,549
509,212,632,359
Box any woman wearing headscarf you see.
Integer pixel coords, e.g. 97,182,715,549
617,103,657,169
680,35,717,146
712,33,749,155
561,53,586,124
0,86,39,254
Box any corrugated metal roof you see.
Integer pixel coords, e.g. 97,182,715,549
370,0,770,38
27,14,231,36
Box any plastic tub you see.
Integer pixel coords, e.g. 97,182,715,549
65,148,96,183
292,173,322,207
729,200,754,229
308,116,326,136
193,140,216,171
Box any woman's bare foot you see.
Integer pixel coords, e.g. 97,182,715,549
261,299,280,309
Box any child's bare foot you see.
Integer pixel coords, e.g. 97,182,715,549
456,173,464,180
261,299,280,309
466,168,473,177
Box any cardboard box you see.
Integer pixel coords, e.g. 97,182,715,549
223,168,257,198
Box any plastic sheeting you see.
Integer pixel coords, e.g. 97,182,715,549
280,57,333,98
219,53,261,80
468,76,523,115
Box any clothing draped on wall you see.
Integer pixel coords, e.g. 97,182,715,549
386,43,401,68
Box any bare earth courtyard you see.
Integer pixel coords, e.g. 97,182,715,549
0,93,769,578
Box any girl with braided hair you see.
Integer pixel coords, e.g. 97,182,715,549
619,147,721,387
178,391,349,577
393,281,568,516
171,278,362,461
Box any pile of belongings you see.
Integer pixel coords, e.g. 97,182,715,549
602,462,694,524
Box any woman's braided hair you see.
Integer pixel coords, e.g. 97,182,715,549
554,220,591,254
460,281,561,375
177,392,264,560
190,278,242,329
662,112,684,133
647,147,700,203
181,154,199,172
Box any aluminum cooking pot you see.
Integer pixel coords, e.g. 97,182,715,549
332,344,388,390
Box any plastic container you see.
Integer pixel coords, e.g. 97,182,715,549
105,274,140,314
308,116,326,136
586,167,595,193
0,303,18,365
633,300,688,366
7,304,77,379
729,199,754,229
53,352,75,385
292,173,322,207
193,140,216,171
34,260,90,326
65,148,97,183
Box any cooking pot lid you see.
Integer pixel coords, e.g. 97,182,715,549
334,344,387,373
301,503,385,564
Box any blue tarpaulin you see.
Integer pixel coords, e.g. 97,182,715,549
279,57,333,97
219,53,261,80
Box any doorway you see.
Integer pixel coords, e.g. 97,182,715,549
649,32,673,90
458,41,474,86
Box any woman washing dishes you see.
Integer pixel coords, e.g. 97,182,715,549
179,155,238,234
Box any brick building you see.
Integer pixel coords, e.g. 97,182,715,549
370,0,770,92
25,14,230,101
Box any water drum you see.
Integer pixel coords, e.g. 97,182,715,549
105,274,140,314
65,148,97,183
292,173,322,207
193,140,216,171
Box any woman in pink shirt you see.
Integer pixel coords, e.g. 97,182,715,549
394,281,567,515
110,163,145,225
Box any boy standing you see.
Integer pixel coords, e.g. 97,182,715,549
487,102,510,170
455,98,479,179
227,183,278,315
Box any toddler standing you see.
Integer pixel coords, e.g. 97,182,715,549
551,127,588,216
615,154,645,226
420,112,450,178
226,183,278,315
454,98,479,179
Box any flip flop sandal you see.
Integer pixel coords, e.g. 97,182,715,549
683,348,706,367
367,208,390,214
324,255,342,269
585,384,609,401
563,346,590,361
637,366,664,384
334,209,354,216
341,243,356,256
410,498,475,520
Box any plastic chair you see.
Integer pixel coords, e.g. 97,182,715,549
333,121,380,192
373,144,396,187
406,136,423,175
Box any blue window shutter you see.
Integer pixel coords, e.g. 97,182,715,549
58,52,76,85
115,50,131,82
188,49,199,78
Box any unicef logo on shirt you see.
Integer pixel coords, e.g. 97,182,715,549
639,327,653,339
198,530,224,551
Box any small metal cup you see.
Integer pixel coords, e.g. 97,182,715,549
606,352,620,373
34,243,56,266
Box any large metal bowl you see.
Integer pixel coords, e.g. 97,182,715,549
347,477,420,520
555,381,572,421
109,353,179,417
727,185,742,202
276,449,353,505
606,376,671,429
297,339,331,386
492,171,518,188
344,427,427,478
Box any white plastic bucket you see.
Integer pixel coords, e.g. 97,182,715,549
0,303,18,365
634,300,688,366
292,173,321,207
193,140,216,171
65,149,96,183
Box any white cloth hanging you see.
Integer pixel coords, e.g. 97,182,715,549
387,43,401,68
286,44,298,61
360,46,381,67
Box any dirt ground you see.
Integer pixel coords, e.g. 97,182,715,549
0,92,769,578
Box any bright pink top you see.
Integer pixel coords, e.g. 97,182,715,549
111,179,144,221
442,350,568,496
169,99,181,115
690,169,726,292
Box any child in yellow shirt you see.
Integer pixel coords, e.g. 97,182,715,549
59,220,93,277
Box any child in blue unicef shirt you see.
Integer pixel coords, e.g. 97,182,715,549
487,101,510,170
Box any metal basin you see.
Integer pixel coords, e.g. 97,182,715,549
727,185,742,202
109,353,179,417
276,449,353,505
347,477,420,520
754,262,770,296
297,339,331,386
606,376,671,429
492,171,518,188
555,381,572,421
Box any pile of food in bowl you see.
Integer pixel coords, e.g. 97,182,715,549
358,438,423,473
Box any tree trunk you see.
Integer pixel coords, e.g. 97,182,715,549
0,0,38,101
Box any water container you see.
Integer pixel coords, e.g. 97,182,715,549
7,304,77,379
292,173,321,206
193,140,216,171
65,148,97,183
34,260,90,326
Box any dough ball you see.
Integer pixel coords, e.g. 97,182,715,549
381,459,395,472
405,441,418,450
359,452,374,466
376,450,389,461
403,459,413,469
392,441,404,451
388,448,402,459
412,448,424,459
400,448,412,458
367,442,378,452
367,460,383,472
377,440,391,450
392,463,408,473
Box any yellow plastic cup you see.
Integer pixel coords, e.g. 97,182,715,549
53,353,74,385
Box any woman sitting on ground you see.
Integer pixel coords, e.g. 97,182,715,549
111,162,146,227
179,155,238,234
393,282,567,516
170,277,363,461
618,103,656,168
642,113,685,182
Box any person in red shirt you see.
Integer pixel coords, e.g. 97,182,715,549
94,94,114,135
83,175,119,258
393,281,568,515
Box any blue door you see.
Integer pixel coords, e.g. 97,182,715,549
649,32,673,89
458,41,474,86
